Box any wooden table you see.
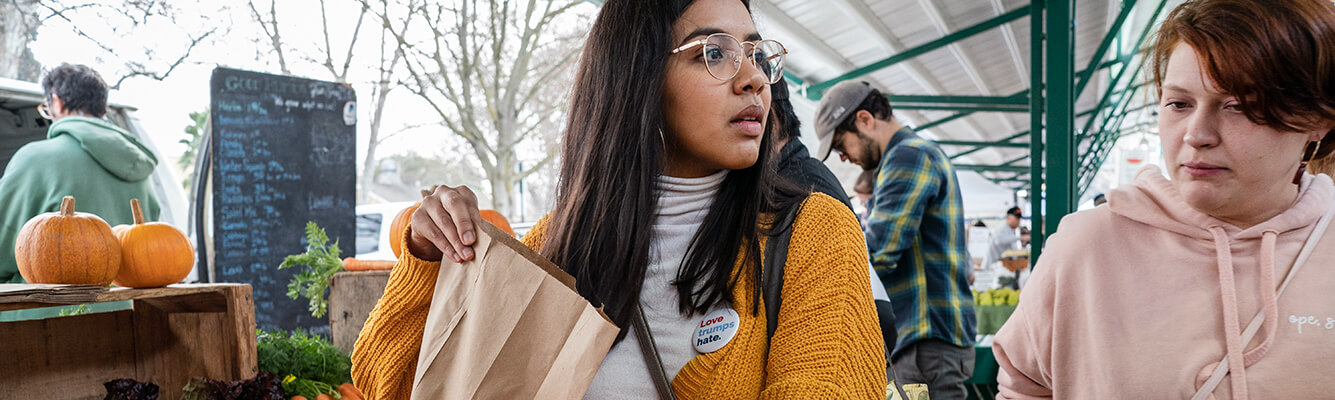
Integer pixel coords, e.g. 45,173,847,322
0,284,257,399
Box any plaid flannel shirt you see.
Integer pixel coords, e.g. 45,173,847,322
865,127,976,355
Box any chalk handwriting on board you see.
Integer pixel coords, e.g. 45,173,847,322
211,68,355,333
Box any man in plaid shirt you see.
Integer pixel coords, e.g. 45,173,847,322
814,81,977,400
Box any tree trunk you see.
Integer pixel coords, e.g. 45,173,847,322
358,125,381,203
359,82,393,203
0,0,42,81
487,171,516,219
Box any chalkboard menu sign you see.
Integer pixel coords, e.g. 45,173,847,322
209,67,356,332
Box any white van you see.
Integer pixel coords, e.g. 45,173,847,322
355,201,415,261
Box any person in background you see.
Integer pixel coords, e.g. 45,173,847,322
814,80,976,400
770,75,901,390
0,63,161,284
966,219,990,289
351,1,888,398
993,0,1335,397
768,76,853,210
852,169,875,223
1092,193,1108,206
982,207,1023,270
982,207,1026,288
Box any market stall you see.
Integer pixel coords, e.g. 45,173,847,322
0,284,256,398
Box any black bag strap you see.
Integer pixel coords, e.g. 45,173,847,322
762,199,910,399
633,303,679,400
763,204,800,340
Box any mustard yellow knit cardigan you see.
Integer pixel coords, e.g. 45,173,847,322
351,194,887,399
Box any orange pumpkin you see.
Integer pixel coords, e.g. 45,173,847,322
480,209,516,237
391,186,517,256
389,186,446,257
389,202,420,258
15,196,121,285
111,199,195,288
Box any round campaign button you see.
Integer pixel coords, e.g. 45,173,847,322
693,307,740,353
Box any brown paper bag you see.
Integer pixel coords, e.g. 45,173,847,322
411,222,619,400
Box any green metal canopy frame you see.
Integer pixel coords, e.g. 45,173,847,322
787,0,1168,264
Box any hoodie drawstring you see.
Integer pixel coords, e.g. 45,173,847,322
1243,231,1279,367
1208,227,1248,400
1202,227,1281,400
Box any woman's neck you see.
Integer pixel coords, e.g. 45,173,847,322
1210,183,1301,229
656,171,726,225
663,164,723,179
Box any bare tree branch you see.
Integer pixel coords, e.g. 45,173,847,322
369,0,587,215
247,0,289,74
516,147,558,181
316,0,367,83
36,2,118,55
519,44,580,111
35,2,99,23
109,27,215,89
339,2,369,81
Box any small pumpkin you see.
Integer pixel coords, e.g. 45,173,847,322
390,186,518,256
389,186,441,258
480,209,516,237
389,202,420,258
112,199,195,288
15,196,121,285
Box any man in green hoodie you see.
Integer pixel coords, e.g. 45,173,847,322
0,63,162,285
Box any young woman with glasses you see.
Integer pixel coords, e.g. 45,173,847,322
350,0,887,398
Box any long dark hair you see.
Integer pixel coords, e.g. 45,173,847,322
541,0,805,342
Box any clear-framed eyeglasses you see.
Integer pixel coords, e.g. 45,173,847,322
37,101,52,120
670,33,788,85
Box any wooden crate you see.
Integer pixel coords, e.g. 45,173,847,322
0,284,256,399
329,270,391,354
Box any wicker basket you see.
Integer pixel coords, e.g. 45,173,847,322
1000,258,1029,272
1000,249,1029,272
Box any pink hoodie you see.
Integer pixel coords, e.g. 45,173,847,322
994,166,1335,399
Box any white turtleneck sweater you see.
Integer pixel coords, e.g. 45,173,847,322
583,170,727,400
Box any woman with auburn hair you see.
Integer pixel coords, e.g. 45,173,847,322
994,0,1335,398
349,0,887,399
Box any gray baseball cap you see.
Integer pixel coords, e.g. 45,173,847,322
813,81,875,161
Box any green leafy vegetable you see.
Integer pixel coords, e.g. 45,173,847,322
256,328,351,398
280,222,344,318
282,375,338,399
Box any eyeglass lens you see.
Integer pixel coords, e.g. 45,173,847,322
702,34,785,84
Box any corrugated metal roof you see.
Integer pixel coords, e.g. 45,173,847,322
756,0,1163,188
